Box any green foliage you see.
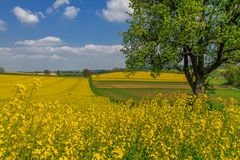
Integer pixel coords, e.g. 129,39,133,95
56,70,60,76
0,66,5,73
122,0,240,94
43,69,50,75
222,65,240,87
83,68,91,78
88,76,100,96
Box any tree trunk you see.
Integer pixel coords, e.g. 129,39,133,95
184,72,206,95
192,78,206,94
183,54,206,95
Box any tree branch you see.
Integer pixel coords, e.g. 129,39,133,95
205,43,227,74
183,47,194,90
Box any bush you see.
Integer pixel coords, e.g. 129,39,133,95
83,69,91,78
0,66,5,73
44,69,50,75
223,65,240,87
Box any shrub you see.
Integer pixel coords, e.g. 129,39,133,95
82,68,91,78
0,66,5,73
44,69,50,75
223,65,240,87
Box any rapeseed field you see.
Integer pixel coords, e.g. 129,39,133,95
92,72,187,82
0,75,94,99
0,77,239,159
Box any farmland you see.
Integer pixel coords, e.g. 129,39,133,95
93,72,240,101
0,74,93,99
0,73,239,159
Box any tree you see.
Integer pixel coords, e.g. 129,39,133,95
44,69,50,75
56,70,61,76
0,66,5,73
122,0,240,94
82,69,91,78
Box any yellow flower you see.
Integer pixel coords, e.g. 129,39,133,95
59,156,69,160
112,146,125,159
212,118,222,129
14,83,26,96
33,78,42,89
92,153,101,160
178,129,184,140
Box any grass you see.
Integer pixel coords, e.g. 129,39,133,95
97,88,190,101
212,88,240,99
92,72,240,102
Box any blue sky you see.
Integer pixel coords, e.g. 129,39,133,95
0,0,132,71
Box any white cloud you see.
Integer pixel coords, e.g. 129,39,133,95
50,44,122,55
12,6,41,25
0,37,125,71
53,0,69,9
2,37,122,58
102,0,133,23
0,19,7,31
63,6,80,19
37,12,45,18
15,36,62,46
47,0,69,13
50,54,66,60
79,44,122,55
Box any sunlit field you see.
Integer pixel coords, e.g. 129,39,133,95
0,74,239,159
93,72,240,101
0,75,93,99
92,72,187,82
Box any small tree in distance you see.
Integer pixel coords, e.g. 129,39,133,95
44,69,50,75
83,69,91,78
56,70,61,76
0,66,5,73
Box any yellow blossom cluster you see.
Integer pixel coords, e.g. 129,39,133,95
92,72,187,82
0,75,94,99
0,83,239,159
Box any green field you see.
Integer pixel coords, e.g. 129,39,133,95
93,80,240,101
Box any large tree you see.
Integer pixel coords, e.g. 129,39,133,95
122,0,240,94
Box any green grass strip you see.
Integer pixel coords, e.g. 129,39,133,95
88,76,101,96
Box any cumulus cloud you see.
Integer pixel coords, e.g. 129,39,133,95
0,19,7,31
47,0,69,13
50,54,66,60
102,0,133,23
15,36,62,46
0,37,125,71
0,44,122,59
53,0,69,9
12,6,42,25
63,6,80,19
50,44,122,55
13,36,122,56
37,12,45,18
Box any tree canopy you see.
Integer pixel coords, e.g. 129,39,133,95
0,66,5,73
122,0,240,94
82,69,91,78
44,69,50,75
